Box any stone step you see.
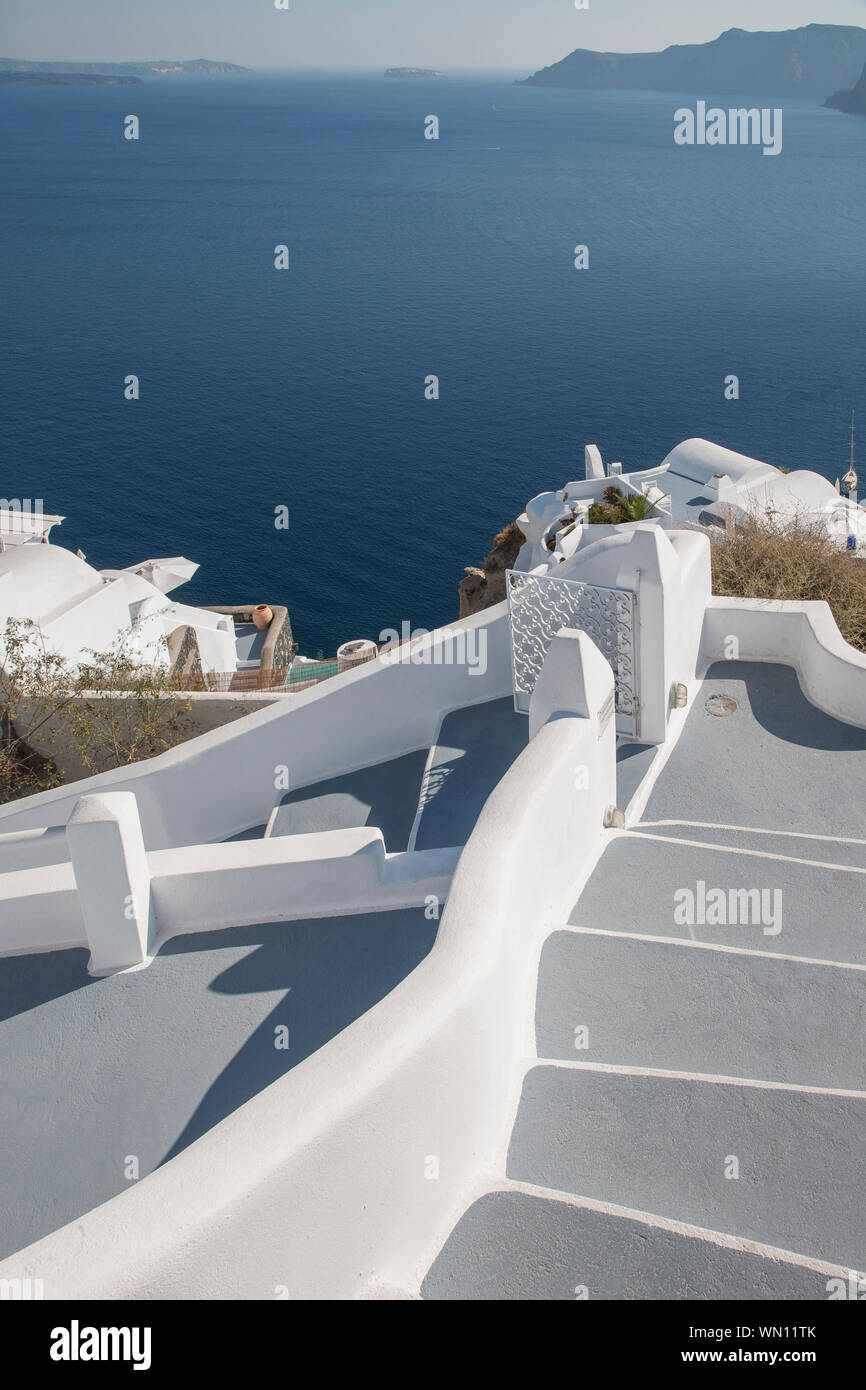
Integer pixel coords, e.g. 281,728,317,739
638,821,866,871
422,1189,842,1301
507,1066,866,1271
536,930,866,1090
568,834,866,966
637,662,866,841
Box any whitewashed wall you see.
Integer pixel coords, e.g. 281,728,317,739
702,597,866,729
0,607,512,850
150,835,457,938
0,826,458,963
555,524,711,744
0,860,83,955
0,632,616,1298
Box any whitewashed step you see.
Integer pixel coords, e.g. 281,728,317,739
507,1066,866,1271
638,822,866,871
423,1190,841,1301
569,835,866,966
537,930,866,1090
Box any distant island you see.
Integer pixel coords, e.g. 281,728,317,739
825,61,866,113
517,24,866,99
0,72,141,85
0,58,248,78
385,68,444,79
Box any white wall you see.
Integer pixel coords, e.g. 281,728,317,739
0,860,83,955
558,525,712,744
150,835,458,939
0,607,513,850
0,821,459,962
701,597,866,729
0,825,68,873
0,633,616,1298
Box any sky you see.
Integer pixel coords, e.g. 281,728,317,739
4,0,866,70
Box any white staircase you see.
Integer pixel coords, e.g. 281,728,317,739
424,912,865,1299
423,663,866,1300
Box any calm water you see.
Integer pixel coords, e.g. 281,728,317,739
2,72,865,653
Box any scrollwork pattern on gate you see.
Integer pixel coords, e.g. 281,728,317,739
506,570,638,725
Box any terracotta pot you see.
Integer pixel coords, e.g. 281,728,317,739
252,604,273,631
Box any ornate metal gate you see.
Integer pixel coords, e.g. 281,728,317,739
506,570,639,737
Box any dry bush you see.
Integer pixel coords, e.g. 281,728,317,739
0,617,193,802
492,521,524,548
708,509,866,653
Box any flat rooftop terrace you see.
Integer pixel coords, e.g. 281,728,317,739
0,907,435,1262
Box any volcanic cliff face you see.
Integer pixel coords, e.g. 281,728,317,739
518,24,866,98
458,522,526,620
825,62,866,112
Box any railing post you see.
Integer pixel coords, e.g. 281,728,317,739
66,792,154,974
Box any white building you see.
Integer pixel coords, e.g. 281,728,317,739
516,437,866,574
0,542,237,675
659,437,866,544
0,504,64,548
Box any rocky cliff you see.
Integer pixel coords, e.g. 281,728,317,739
458,522,525,620
518,24,866,99
825,62,866,112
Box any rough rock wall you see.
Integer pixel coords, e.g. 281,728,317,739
166,624,203,678
458,522,526,619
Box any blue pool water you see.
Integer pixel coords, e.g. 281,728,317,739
1,71,864,652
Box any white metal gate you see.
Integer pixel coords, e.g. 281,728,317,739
506,570,639,737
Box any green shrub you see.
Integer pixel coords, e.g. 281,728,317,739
587,487,652,525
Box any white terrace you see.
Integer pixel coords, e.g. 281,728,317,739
0,484,863,1299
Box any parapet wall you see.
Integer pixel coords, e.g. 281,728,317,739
702,597,866,729
0,606,512,850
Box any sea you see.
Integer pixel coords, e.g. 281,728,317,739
1,70,864,654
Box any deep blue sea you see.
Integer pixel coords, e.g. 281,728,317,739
2,71,865,654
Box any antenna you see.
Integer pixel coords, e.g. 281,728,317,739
842,410,859,499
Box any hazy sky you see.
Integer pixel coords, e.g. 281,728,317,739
4,0,866,69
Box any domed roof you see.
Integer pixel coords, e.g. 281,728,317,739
661,439,779,488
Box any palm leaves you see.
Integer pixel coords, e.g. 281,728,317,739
587,487,652,526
